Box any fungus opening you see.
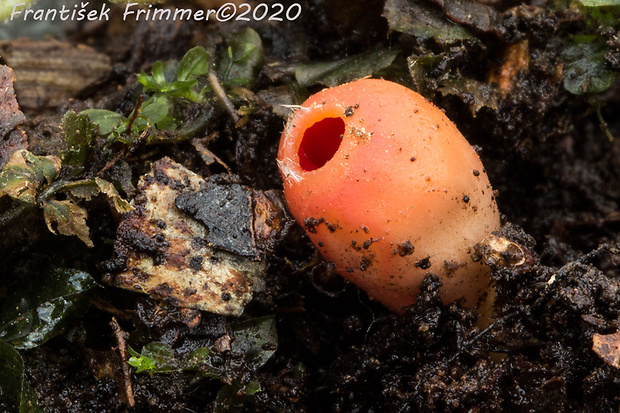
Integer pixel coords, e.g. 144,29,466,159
298,117,345,171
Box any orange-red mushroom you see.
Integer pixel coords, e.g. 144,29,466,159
277,79,500,313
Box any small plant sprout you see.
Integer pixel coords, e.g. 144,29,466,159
277,79,501,313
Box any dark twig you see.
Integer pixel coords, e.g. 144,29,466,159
111,316,135,408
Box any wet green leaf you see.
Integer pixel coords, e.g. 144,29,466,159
383,0,477,43
215,28,264,87
295,48,400,88
81,109,127,136
231,316,277,370
0,269,98,350
43,199,93,247
0,150,61,204
139,59,201,101
0,341,42,412
561,35,616,94
61,111,98,167
138,61,172,94
177,46,210,82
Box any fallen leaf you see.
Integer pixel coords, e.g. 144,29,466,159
43,199,93,248
0,150,61,204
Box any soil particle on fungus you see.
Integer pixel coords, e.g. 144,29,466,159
394,240,415,257
414,256,432,270
343,104,359,117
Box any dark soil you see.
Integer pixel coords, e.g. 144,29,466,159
1,0,620,412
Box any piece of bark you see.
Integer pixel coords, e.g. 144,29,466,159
106,158,278,316
0,65,27,169
0,39,111,111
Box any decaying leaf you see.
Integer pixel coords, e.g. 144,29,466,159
43,199,93,248
94,177,133,214
127,316,277,378
230,316,278,370
426,0,501,36
0,39,111,110
0,65,26,137
592,330,620,369
57,178,133,215
439,77,499,115
383,0,477,43
107,158,288,316
0,65,28,169
0,149,61,204
295,48,400,88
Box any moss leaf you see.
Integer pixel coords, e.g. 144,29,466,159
61,111,98,167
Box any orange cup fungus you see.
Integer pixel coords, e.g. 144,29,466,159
277,79,500,313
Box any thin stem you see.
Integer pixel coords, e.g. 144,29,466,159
207,71,240,124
